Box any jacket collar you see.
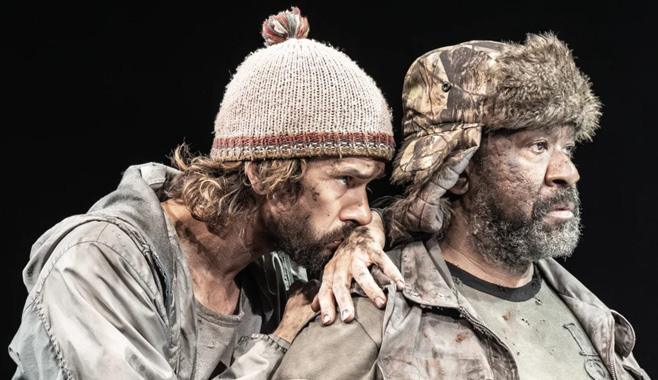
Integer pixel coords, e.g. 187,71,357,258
395,237,636,358
396,238,460,309
87,163,181,307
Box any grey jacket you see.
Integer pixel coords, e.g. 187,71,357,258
273,238,650,380
9,163,299,380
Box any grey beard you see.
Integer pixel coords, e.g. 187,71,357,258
469,188,582,273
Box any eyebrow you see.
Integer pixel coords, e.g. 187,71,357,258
330,166,385,180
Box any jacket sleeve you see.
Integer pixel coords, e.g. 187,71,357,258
9,223,176,380
215,334,289,380
270,297,383,380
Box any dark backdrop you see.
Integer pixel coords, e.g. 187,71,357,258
5,1,656,378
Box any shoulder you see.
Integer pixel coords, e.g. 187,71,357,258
293,295,385,345
351,296,386,344
52,220,150,272
273,295,384,380
29,218,161,301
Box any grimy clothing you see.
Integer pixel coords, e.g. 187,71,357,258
449,262,612,380
9,163,302,380
273,238,649,380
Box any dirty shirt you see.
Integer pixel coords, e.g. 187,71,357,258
449,262,612,380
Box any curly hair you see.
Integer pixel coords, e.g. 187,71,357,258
164,143,307,229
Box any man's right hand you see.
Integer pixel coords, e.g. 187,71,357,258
272,279,321,343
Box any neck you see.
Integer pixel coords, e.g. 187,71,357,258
440,209,533,288
161,199,274,314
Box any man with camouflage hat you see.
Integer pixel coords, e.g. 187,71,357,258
8,7,403,380
271,33,650,379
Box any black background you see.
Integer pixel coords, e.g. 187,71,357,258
4,0,656,377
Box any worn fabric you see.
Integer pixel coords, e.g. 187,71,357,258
452,264,612,380
193,279,262,380
9,163,302,380
273,238,650,380
211,7,395,162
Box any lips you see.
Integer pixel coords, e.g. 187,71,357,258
545,202,575,220
550,202,574,212
325,239,344,249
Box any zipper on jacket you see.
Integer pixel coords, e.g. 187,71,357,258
608,317,618,380
457,305,520,380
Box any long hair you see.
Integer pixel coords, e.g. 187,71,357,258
164,143,307,229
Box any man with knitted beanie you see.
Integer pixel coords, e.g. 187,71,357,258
272,34,650,379
9,7,404,380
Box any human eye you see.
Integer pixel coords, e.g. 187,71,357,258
530,141,548,153
564,144,576,158
337,176,350,186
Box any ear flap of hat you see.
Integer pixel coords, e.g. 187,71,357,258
385,138,479,245
387,44,494,244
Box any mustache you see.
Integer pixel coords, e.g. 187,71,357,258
532,187,581,219
320,221,359,245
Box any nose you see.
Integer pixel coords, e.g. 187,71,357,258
339,188,372,226
545,150,580,188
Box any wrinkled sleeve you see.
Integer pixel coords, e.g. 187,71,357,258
216,334,289,380
270,298,382,380
9,226,175,379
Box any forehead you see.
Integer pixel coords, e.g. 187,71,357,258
488,124,576,144
308,156,386,177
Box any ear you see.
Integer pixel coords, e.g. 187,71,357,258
245,162,294,211
448,163,471,196
245,162,266,195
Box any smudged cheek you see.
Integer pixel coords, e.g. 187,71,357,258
300,195,341,231
496,163,539,218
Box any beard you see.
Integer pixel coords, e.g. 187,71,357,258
467,184,582,273
264,204,358,276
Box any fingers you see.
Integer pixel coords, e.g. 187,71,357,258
371,251,406,290
301,279,321,301
317,282,337,325
311,293,321,313
327,250,357,323
317,264,337,325
332,272,355,323
351,260,387,309
275,280,323,343
288,279,306,294
315,219,406,325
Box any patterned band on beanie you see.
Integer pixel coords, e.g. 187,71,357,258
210,7,395,162
212,132,395,161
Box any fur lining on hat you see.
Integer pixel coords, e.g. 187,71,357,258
486,33,601,141
386,33,602,246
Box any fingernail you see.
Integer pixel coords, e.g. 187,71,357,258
396,280,406,290
322,314,331,324
375,297,385,308
341,309,351,321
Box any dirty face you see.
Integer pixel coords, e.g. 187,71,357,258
463,124,581,271
264,156,386,275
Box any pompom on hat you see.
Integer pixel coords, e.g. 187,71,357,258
211,7,395,162
387,33,602,244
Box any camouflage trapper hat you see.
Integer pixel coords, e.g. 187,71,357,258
387,33,601,244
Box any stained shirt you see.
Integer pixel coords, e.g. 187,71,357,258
449,262,612,380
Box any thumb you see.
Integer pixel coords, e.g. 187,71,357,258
311,293,321,312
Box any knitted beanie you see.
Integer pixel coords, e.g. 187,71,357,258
211,7,395,162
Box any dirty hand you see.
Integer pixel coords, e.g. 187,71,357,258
312,211,405,325
273,279,321,343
